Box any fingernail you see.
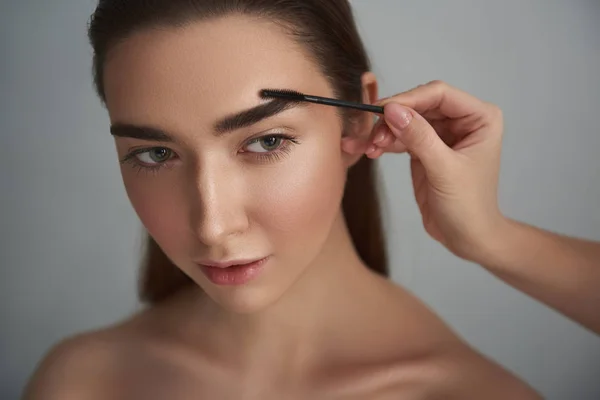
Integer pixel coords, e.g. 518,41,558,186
374,132,386,144
386,103,413,130
366,145,376,154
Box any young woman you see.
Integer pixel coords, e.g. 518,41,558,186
25,1,600,398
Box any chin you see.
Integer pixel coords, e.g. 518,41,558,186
201,283,289,314
189,256,313,314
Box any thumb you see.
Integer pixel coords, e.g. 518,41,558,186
384,102,451,173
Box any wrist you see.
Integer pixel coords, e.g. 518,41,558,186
470,216,522,268
460,214,519,267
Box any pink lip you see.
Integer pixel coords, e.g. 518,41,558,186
198,257,269,286
199,258,264,269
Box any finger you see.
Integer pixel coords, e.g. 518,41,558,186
344,117,386,152
376,80,486,120
360,119,391,157
370,123,409,154
384,102,452,177
379,133,409,154
341,115,384,154
374,124,394,147
343,115,410,156
371,119,389,145
367,147,385,159
387,139,408,154
376,130,396,148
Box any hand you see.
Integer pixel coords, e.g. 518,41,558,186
342,80,507,261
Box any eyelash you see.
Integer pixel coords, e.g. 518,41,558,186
119,133,300,175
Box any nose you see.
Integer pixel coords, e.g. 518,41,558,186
190,166,249,247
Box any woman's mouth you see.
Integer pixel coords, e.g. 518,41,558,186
198,256,270,286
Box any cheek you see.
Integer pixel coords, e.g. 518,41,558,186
121,173,189,253
250,134,346,243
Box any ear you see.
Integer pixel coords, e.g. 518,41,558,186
342,72,379,168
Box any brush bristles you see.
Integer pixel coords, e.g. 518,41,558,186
260,89,306,101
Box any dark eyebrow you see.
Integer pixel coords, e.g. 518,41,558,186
213,99,307,135
109,99,306,141
110,125,175,143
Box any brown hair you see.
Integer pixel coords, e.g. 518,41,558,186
87,0,388,304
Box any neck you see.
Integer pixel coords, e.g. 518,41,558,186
178,211,382,376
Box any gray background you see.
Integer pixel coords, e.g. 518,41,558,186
1,0,599,398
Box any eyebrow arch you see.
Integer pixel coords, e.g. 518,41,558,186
213,98,307,135
109,98,307,141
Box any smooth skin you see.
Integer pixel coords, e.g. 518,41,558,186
23,17,552,400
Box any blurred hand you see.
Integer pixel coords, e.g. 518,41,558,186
342,80,506,260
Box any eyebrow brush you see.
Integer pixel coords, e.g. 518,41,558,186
260,89,384,114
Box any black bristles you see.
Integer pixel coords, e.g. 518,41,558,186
260,89,306,101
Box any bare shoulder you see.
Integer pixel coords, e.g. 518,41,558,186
409,342,543,399
23,331,120,399
22,312,153,400
364,276,542,399
22,295,205,400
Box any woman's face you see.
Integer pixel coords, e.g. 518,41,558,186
103,16,366,313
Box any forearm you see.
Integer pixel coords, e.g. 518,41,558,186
476,218,600,334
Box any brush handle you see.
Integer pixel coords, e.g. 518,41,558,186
303,95,384,114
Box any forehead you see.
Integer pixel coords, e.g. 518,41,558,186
103,15,332,128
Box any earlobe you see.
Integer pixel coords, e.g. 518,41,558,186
341,143,364,169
